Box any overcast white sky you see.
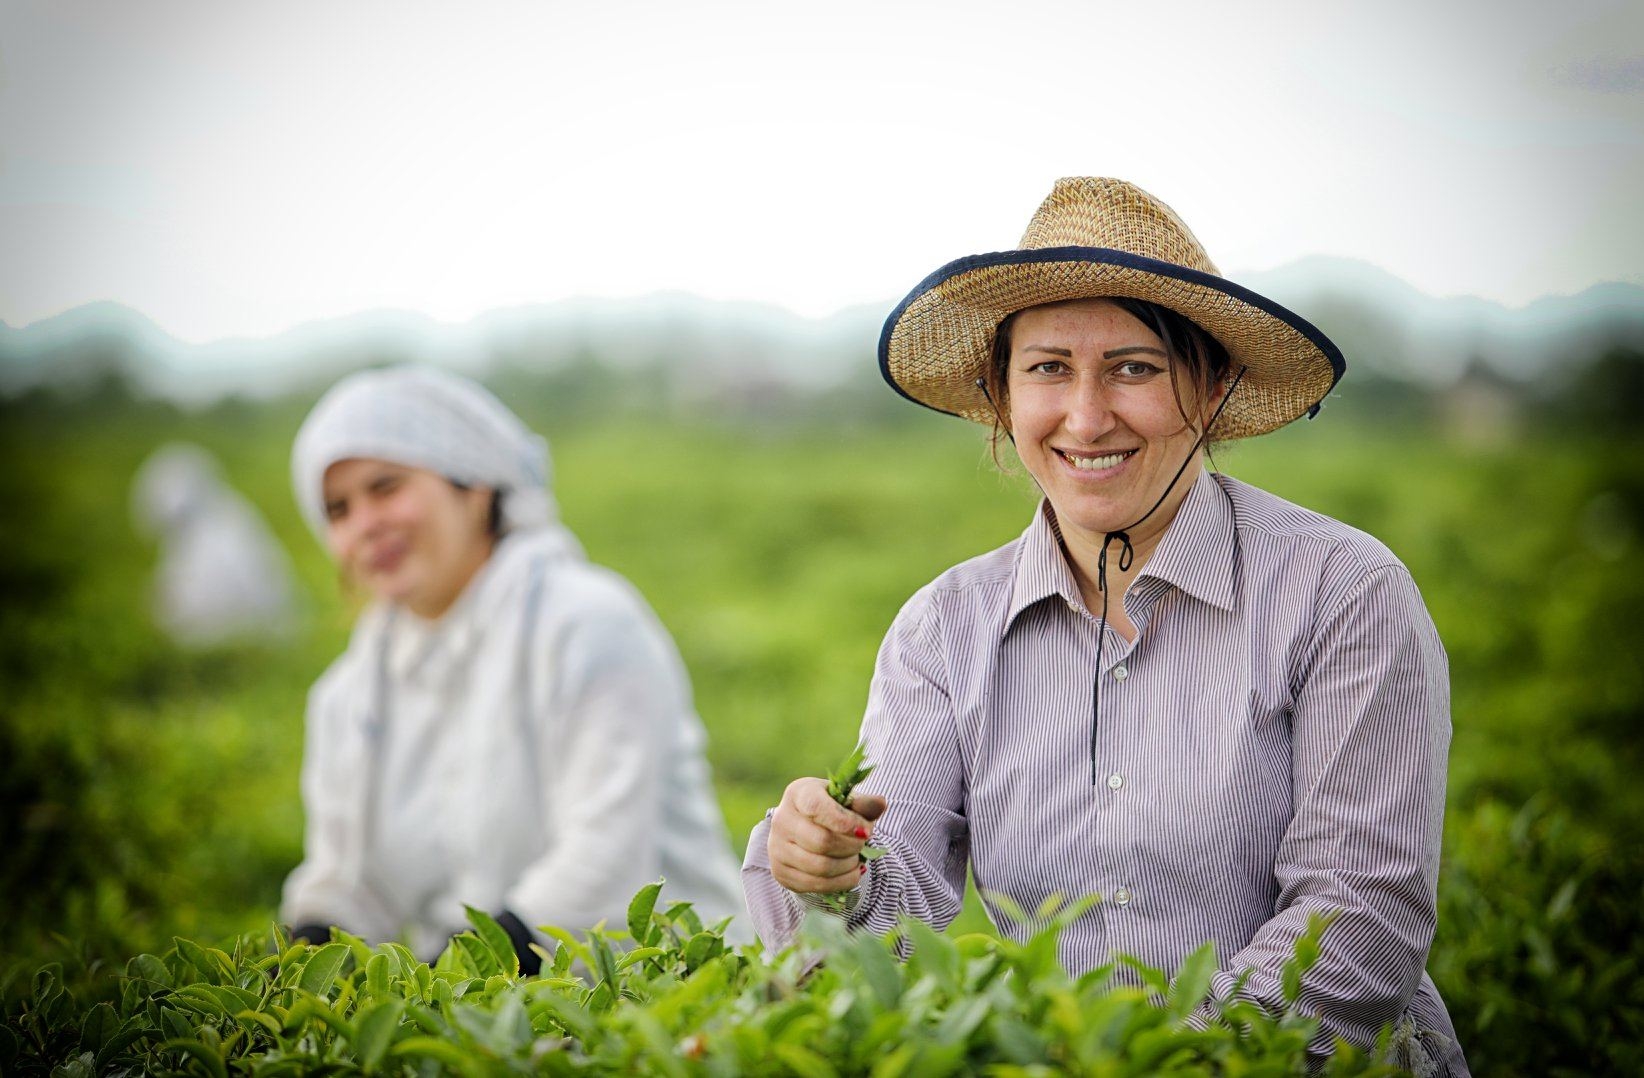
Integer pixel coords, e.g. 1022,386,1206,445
1,0,1640,342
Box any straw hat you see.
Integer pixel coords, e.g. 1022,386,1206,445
878,177,1345,440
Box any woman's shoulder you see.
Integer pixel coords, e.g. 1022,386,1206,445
887,529,1027,641
1215,472,1405,578
498,542,675,660
926,532,1025,598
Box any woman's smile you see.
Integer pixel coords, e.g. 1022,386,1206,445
1054,447,1137,476
364,539,409,575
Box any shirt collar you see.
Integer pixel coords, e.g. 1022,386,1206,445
1005,500,1088,632
1133,468,1237,614
1003,468,1236,638
384,532,529,682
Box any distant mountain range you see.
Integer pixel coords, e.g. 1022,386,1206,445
2,257,1641,405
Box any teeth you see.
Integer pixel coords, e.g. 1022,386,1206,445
1063,451,1130,470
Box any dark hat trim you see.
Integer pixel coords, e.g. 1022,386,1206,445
877,245,1347,421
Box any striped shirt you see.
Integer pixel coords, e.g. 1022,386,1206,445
742,469,1468,1074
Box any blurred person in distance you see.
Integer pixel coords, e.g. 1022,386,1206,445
744,179,1468,1075
131,442,298,646
281,365,745,969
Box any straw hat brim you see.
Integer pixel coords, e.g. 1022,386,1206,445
879,246,1345,440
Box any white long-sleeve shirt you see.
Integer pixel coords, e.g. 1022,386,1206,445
281,527,746,957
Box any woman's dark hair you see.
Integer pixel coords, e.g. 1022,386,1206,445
983,297,1233,453
449,481,505,538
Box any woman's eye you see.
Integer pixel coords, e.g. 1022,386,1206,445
324,501,347,521
1117,360,1160,378
1027,360,1066,375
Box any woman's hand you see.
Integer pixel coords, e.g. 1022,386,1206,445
767,777,888,894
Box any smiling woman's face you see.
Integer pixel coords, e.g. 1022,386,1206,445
321,458,494,619
1005,298,1219,555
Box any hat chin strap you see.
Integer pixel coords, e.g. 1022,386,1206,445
976,365,1250,785
1086,365,1247,784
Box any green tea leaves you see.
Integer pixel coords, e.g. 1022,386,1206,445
826,740,874,807
2,883,1378,1075
296,942,350,998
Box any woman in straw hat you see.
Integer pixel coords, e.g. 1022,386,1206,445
281,365,745,969
743,179,1467,1072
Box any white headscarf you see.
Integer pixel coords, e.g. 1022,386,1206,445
133,442,224,539
292,365,568,546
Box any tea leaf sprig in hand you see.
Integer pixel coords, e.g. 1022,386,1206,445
818,742,884,912
826,739,874,806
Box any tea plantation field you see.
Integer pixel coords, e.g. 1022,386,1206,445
1,393,1639,1073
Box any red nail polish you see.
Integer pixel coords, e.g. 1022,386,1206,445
859,863,868,874
854,827,868,839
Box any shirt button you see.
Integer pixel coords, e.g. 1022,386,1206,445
1107,773,1123,790
1112,664,1128,681
1113,887,1132,906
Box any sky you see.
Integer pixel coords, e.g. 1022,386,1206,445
1,0,1640,343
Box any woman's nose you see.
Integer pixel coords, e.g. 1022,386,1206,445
1063,379,1116,443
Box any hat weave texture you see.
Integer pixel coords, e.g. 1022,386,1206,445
879,178,1343,440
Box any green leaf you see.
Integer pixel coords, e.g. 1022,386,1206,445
365,952,392,999
298,942,351,997
47,1050,95,1078
683,931,725,973
463,906,519,978
161,1038,229,1078
870,1043,919,1078
352,998,405,1071
174,938,225,984
95,1015,151,1072
127,953,172,988
234,1009,284,1039
390,1034,477,1071
173,985,230,1019
541,925,587,967
1281,962,1302,1006
826,741,874,806
627,879,665,945
453,933,502,979
617,946,667,970
333,927,376,971
384,942,420,981
288,993,355,1039
589,933,622,991
1167,942,1218,1020
160,1007,194,1041
77,1002,119,1055
662,902,704,937
984,890,1029,926
1118,953,1170,998
204,984,262,1012
774,1042,842,1078
846,933,904,1009
488,992,531,1052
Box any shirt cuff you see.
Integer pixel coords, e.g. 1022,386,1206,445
743,809,875,949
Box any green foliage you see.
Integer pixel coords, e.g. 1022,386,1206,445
824,741,874,808
1,895,1406,1076
0,393,1641,1074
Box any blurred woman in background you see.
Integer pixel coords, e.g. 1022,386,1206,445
281,365,744,969
131,441,298,646
743,178,1467,1074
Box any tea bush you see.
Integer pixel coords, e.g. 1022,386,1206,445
3,891,1411,1076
